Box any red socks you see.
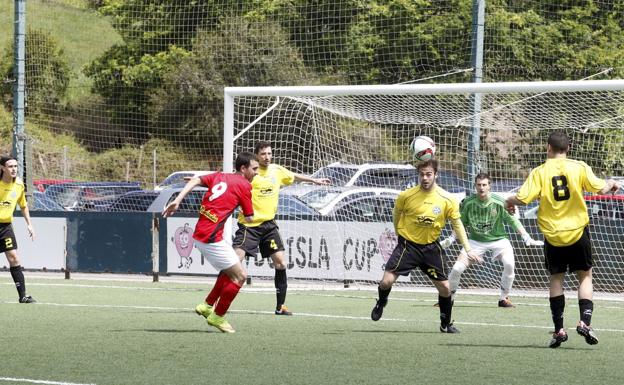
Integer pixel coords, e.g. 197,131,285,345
206,273,242,316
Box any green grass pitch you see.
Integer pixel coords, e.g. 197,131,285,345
1,274,624,385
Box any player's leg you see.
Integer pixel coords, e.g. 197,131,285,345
5,248,34,303
269,250,291,315
371,270,398,321
575,268,598,344
432,279,458,333
448,252,471,301
495,241,515,307
544,240,568,348
258,222,290,315
195,241,247,333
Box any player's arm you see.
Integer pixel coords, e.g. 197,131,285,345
599,178,621,195
392,194,405,233
450,217,482,263
20,203,35,240
162,177,203,217
239,185,254,223
502,209,543,247
294,173,330,185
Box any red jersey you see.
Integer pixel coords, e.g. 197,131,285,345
192,172,253,243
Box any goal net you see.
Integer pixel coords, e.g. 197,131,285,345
226,80,624,294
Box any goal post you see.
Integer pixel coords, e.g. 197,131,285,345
224,80,624,293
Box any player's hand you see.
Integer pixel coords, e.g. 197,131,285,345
314,178,331,185
466,250,483,264
505,199,516,215
27,225,35,241
162,202,179,218
522,233,544,247
439,234,455,249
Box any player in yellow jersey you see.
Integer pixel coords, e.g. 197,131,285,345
370,159,479,333
505,131,620,348
0,156,36,303
233,141,330,315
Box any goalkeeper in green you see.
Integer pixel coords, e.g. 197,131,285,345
440,173,543,307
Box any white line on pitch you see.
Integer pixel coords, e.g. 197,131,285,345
3,300,624,333
0,377,95,385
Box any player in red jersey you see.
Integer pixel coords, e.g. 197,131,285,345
163,152,258,333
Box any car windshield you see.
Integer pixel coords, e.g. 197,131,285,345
299,189,343,209
352,169,417,189
159,173,195,188
311,167,357,186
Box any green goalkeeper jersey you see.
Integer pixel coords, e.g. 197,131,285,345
460,193,522,243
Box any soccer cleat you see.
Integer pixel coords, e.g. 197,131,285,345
548,329,568,348
498,298,515,308
194,302,213,318
19,295,36,304
275,305,293,315
371,298,387,321
206,313,235,333
576,321,598,345
440,322,460,333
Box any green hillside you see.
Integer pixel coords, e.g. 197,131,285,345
0,0,122,102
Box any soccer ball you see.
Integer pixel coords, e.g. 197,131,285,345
410,135,436,161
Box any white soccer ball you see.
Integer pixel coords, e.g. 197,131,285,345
410,135,436,161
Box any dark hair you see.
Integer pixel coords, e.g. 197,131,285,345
235,151,257,171
254,141,271,155
547,131,570,154
416,159,438,173
0,155,16,179
475,172,491,184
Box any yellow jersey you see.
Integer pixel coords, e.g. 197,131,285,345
238,164,295,227
0,178,27,223
393,184,461,245
516,158,606,246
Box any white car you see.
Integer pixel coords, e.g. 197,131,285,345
310,162,416,189
155,171,214,191
298,186,401,216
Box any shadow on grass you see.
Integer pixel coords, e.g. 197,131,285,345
444,342,592,350
327,329,440,335
110,328,214,334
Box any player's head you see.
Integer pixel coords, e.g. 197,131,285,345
416,159,438,191
235,152,259,182
254,141,272,168
547,131,570,155
0,155,18,181
474,172,491,200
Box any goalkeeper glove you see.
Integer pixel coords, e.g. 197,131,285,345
522,233,544,247
439,234,456,249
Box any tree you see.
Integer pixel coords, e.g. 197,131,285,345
148,16,315,146
0,28,70,113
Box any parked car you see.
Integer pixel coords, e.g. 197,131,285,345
298,186,401,216
148,186,208,213
18,191,64,211
585,194,624,220
310,161,466,193
326,194,396,222
44,182,142,211
33,179,75,192
155,171,214,191
104,190,160,212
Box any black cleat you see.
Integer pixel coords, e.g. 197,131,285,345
576,321,598,345
548,329,568,348
498,298,515,308
440,322,460,333
371,298,387,321
19,295,36,304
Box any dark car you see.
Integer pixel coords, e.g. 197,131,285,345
585,194,624,220
105,190,160,212
44,182,142,211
